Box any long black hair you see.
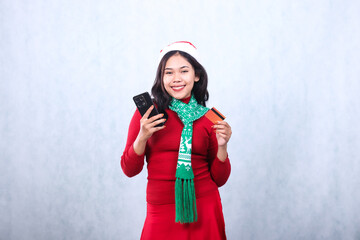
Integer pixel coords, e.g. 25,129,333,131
151,50,209,113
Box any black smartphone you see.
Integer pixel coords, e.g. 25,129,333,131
133,92,165,127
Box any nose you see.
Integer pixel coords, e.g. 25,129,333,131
173,71,181,82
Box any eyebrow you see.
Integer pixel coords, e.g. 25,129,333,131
164,66,190,70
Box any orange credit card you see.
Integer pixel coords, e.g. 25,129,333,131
205,107,225,124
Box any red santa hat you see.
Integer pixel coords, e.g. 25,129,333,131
159,41,200,63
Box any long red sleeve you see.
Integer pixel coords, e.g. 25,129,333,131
120,107,231,205
120,110,145,177
207,130,231,187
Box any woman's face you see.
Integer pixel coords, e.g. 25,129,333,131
163,53,199,100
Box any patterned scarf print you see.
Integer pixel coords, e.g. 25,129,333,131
169,95,209,223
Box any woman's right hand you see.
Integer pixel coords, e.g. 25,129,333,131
133,106,166,155
138,105,166,141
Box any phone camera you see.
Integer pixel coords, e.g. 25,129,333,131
135,96,147,108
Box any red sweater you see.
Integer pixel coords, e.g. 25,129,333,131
121,102,231,205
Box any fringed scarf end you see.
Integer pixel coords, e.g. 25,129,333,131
175,178,197,224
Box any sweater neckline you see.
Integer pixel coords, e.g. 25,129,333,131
180,96,191,104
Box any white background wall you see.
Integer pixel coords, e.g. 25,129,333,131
1,0,360,239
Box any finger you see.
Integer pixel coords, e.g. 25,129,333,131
213,124,231,132
217,121,231,127
216,127,232,135
142,105,154,119
213,124,226,130
148,113,164,122
149,118,167,128
153,125,166,131
216,132,229,140
146,123,166,135
213,121,229,127
216,129,230,136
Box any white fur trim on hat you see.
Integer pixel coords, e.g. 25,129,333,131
159,41,200,63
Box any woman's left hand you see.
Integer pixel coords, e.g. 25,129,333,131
213,121,232,147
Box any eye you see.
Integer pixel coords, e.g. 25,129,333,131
181,70,189,73
165,71,173,75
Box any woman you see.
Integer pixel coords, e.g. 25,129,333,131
121,41,232,240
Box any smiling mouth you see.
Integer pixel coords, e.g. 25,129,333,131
171,85,185,91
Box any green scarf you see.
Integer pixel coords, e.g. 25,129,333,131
169,95,209,223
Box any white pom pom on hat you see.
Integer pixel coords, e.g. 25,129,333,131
159,41,200,63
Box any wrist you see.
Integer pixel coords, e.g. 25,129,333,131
136,131,150,143
133,135,148,156
218,144,227,151
217,145,228,162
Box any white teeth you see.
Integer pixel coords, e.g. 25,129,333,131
172,86,184,90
